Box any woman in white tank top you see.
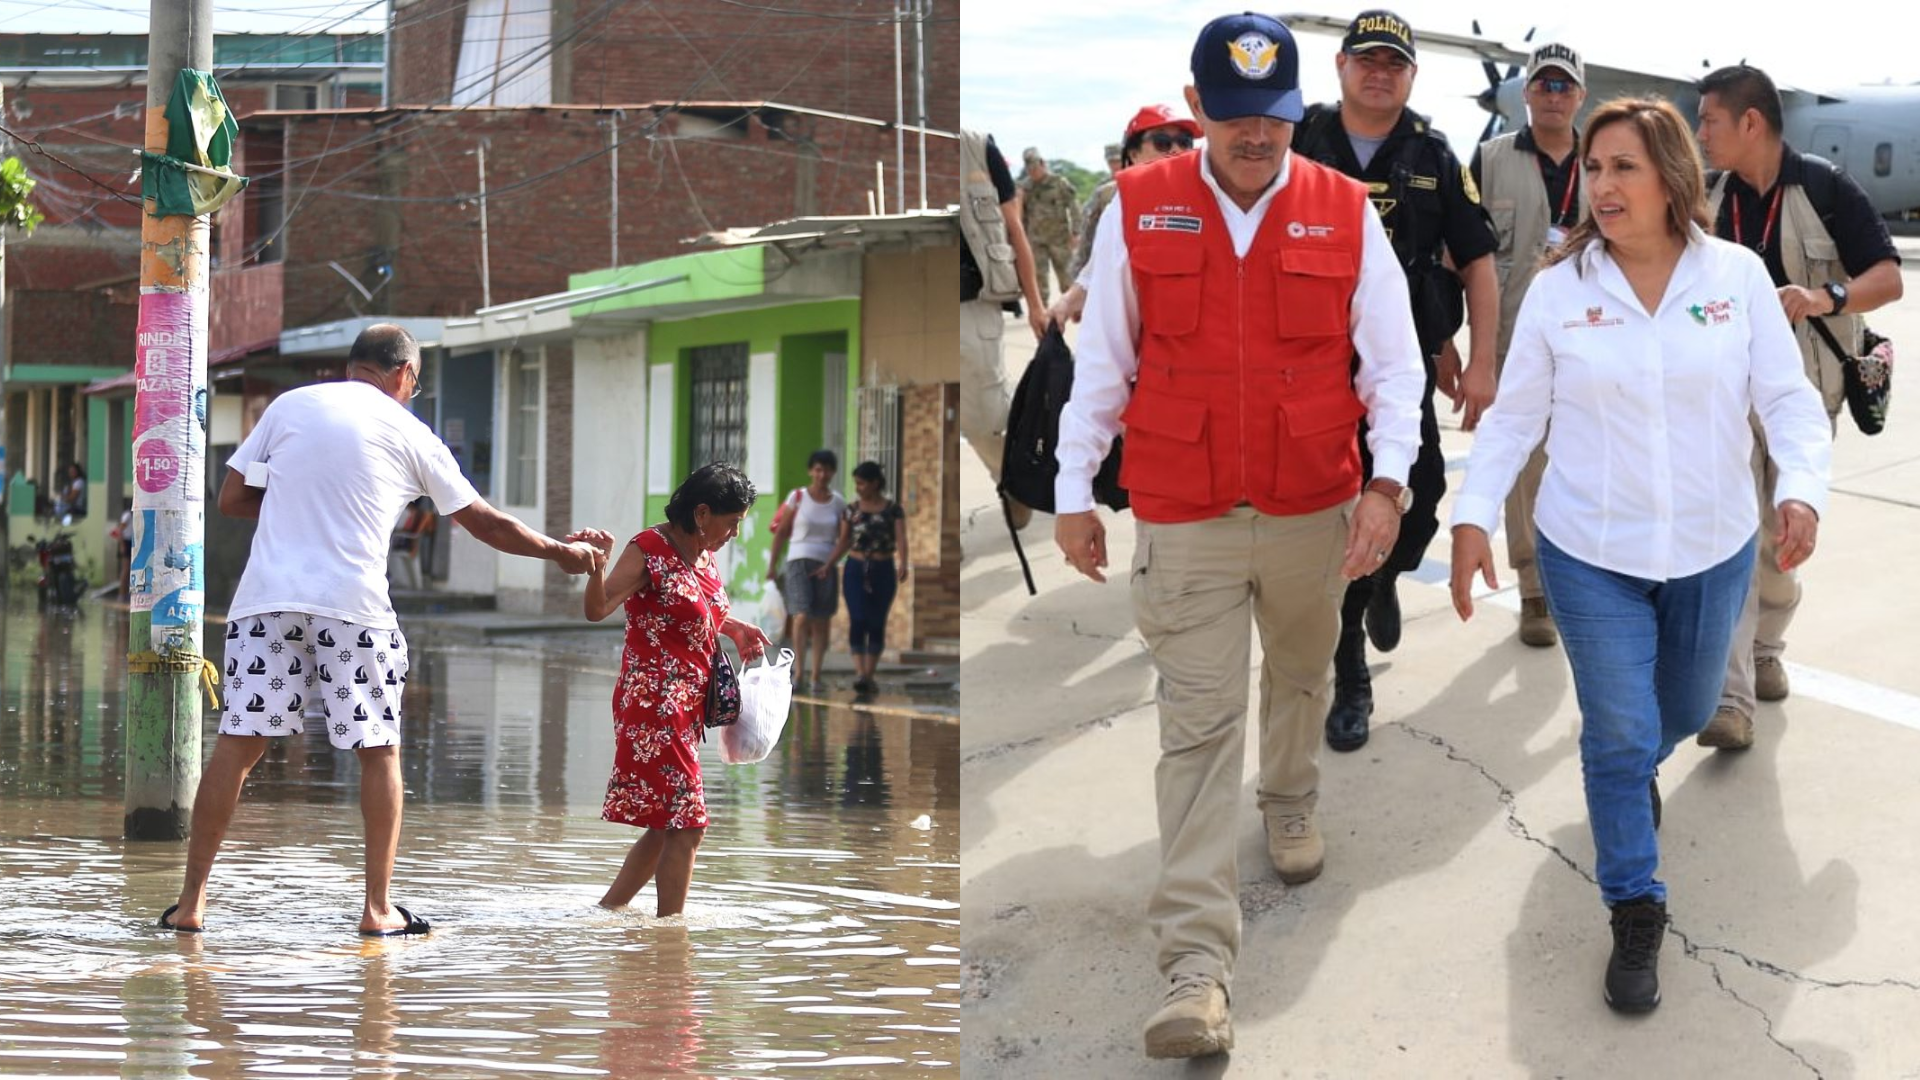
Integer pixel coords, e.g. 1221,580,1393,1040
765,449,849,689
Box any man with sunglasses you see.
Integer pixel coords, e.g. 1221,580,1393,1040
162,323,601,938
1292,8,1500,754
1469,42,1588,650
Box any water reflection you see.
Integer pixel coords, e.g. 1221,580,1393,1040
0,600,958,1075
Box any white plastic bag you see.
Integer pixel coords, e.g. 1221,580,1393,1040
756,585,787,639
721,648,795,764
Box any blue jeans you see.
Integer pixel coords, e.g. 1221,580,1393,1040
1537,531,1756,906
843,557,898,656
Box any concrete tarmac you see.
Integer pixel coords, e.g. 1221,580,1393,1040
960,262,1920,1078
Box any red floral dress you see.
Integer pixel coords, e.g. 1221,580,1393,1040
602,526,729,830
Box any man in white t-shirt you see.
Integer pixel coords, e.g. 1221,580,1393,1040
160,323,600,938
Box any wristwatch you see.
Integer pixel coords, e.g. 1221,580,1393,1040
1823,280,1849,315
1364,477,1413,515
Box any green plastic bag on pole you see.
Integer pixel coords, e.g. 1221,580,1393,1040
139,69,249,218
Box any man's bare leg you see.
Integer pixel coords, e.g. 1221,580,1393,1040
168,734,271,930
356,745,408,934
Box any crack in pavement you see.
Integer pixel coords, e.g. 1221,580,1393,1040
1392,721,1912,1078
960,708,1126,766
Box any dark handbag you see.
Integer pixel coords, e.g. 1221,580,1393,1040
1810,316,1893,436
704,642,741,729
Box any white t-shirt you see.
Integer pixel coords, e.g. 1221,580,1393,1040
785,487,847,564
227,380,480,629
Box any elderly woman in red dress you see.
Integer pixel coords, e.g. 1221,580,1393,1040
579,462,771,916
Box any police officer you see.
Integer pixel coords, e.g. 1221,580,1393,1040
1292,9,1499,753
1019,147,1083,304
1470,42,1588,650
1056,12,1424,1058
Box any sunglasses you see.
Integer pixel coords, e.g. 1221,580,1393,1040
1144,132,1194,153
1531,77,1576,94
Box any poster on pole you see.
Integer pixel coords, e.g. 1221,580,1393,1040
131,285,208,654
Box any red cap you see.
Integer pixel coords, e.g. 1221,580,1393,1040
1125,104,1202,141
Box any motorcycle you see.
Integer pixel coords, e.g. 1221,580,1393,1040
35,528,83,609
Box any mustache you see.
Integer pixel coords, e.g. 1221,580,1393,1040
1229,142,1277,159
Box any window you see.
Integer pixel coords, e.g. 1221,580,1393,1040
451,0,553,106
688,343,748,470
1875,142,1894,178
273,84,318,111
504,347,541,506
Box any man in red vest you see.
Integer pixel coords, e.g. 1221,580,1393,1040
1054,11,1425,1060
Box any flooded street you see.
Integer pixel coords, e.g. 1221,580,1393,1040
0,601,959,1077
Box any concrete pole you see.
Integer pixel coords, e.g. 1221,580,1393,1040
914,0,928,211
125,0,214,841
892,0,905,215
477,140,491,308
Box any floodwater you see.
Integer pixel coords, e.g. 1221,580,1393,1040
0,601,959,1077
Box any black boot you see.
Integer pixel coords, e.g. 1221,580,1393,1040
1364,568,1402,653
1604,896,1668,1014
1325,629,1373,752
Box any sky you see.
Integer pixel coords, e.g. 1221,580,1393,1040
963,1,1920,173
0,0,387,35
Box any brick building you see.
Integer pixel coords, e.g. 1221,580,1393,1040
4,2,957,608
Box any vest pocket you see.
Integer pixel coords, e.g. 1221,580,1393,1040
1273,389,1367,503
1118,391,1209,498
1132,244,1204,337
1273,249,1356,338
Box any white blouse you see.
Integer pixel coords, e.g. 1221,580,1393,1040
1452,229,1831,580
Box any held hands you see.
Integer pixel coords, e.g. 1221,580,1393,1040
554,540,600,576
1774,499,1819,572
1055,511,1109,583
1449,525,1499,621
1340,491,1402,580
562,528,616,574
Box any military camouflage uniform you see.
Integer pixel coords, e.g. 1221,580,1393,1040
1019,171,1082,304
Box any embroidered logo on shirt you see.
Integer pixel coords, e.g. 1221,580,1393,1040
1138,214,1203,233
1688,298,1737,325
1563,305,1626,329
1286,221,1337,239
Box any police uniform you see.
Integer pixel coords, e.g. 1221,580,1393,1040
1292,100,1497,744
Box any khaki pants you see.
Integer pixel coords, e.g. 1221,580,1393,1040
1721,428,1805,716
1502,446,1549,599
1132,503,1350,991
959,298,1011,481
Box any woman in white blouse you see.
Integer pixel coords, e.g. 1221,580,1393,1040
1448,98,1829,1015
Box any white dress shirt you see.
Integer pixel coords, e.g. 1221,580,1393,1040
1451,229,1831,580
1054,151,1427,516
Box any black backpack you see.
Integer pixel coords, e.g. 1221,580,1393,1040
997,325,1126,595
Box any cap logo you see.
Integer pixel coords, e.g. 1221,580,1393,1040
1228,33,1279,79
1355,13,1409,40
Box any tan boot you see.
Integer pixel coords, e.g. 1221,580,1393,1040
1519,597,1558,648
1263,802,1324,884
1696,706,1754,750
1143,973,1232,1059
1755,656,1790,702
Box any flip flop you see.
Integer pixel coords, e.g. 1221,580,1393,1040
360,904,431,937
158,904,203,934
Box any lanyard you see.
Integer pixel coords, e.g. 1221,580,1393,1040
1732,184,1784,254
1538,152,1578,225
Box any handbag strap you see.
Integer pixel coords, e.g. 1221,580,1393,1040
1807,315,1852,365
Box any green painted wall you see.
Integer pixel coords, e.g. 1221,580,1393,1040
640,300,860,611
568,247,767,317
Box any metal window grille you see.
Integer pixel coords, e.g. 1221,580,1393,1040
689,343,749,470
505,347,541,505
856,385,903,498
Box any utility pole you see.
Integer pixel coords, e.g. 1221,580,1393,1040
892,0,905,214
126,0,214,841
476,140,491,308
914,0,928,210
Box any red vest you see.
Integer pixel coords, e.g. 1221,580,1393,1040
1117,152,1369,524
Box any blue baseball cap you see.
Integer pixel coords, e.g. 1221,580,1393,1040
1190,12,1304,123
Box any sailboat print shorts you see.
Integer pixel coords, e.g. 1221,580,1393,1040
219,611,412,749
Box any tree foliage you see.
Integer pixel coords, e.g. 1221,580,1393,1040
0,157,44,235
1043,158,1110,203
